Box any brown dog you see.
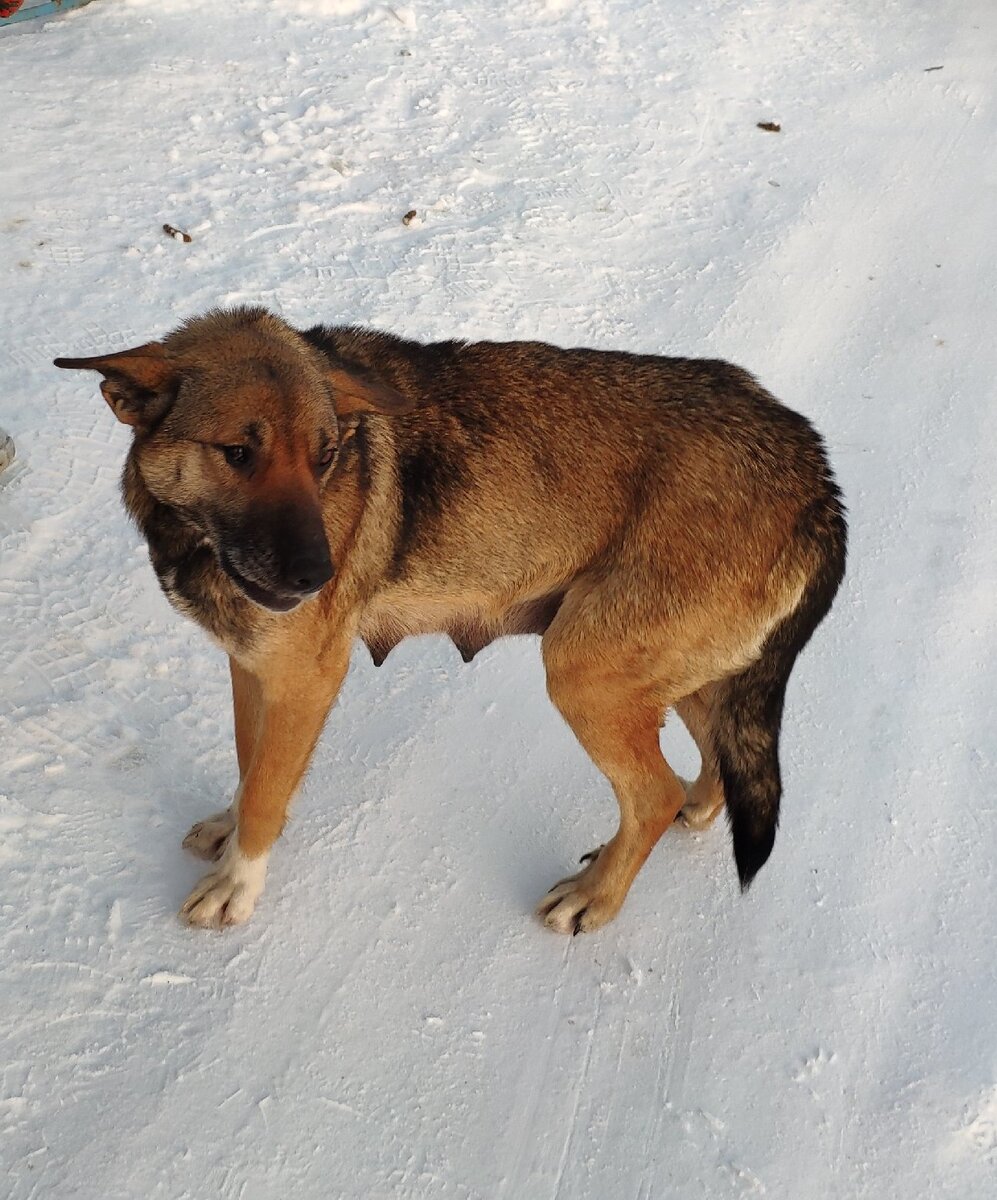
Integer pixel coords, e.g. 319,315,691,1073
55,307,846,933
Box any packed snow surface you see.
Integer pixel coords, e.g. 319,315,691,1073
2,1,996,1197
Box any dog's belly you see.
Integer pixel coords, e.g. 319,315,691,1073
359,589,564,666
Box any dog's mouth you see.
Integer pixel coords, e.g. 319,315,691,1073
217,552,304,614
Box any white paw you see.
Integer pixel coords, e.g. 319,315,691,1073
677,777,725,830
182,808,236,861
180,843,268,929
536,846,624,936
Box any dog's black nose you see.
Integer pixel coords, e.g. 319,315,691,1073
285,550,333,594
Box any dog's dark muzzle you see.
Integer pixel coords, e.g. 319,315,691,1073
280,545,334,596
219,553,333,612
217,502,334,613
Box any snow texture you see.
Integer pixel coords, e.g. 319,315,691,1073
2,1,996,1197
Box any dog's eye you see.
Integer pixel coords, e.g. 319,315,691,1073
221,445,253,469
318,445,336,471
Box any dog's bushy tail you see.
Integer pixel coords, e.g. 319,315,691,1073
714,496,847,890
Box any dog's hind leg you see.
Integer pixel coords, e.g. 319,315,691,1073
537,636,689,935
180,639,350,928
674,684,726,830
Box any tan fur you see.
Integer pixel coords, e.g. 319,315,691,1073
55,306,846,932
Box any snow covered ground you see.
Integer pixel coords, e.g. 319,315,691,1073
2,1,996,1196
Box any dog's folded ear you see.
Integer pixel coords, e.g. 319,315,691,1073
326,362,415,417
54,343,178,428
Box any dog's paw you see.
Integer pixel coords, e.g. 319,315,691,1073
677,777,725,830
180,845,267,929
536,847,625,936
182,809,236,861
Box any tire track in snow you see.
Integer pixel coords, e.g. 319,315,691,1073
495,939,575,1200
549,980,604,1200
558,864,731,1198
495,868,710,1199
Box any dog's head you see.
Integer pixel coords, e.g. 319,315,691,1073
56,307,413,613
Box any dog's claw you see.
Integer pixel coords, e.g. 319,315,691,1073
572,909,588,936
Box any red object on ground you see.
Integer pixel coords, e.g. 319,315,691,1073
0,1,25,17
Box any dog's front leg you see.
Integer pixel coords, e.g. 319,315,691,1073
181,658,262,861
180,643,349,929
